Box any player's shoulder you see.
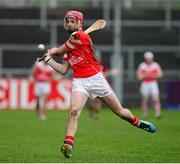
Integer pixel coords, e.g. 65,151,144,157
35,61,49,69
151,61,160,68
34,61,42,67
139,62,146,68
70,30,80,37
35,61,44,66
153,61,160,65
71,31,78,36
68,30,84,44
71,30,87,38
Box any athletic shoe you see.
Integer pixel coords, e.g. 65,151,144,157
139,120,156,133
61,144,72,158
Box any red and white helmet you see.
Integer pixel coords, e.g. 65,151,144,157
64,10,83,31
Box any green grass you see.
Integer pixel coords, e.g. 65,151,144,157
0,109,180,163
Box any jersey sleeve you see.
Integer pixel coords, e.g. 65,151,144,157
64,31,83,50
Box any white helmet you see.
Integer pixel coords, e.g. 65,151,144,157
144,51,154,59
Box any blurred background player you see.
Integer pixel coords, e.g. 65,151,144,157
29,60,55,120
88,50,119,119
137,51,163,119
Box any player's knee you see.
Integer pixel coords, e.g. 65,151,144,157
70,108,80,119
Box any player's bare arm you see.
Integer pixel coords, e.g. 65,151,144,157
137,70,148,80
48,45,70,57
149,71,163,79
48,60,69,75
155,67,163,78
149,67,163,79
43,54,70,75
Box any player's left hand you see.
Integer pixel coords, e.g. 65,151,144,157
37,47,57,62
48,47,58,56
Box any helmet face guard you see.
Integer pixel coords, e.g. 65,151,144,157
64,11,83,33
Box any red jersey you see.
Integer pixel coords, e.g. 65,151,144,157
64,30,101,78
33,62,54,82
138,62,161,82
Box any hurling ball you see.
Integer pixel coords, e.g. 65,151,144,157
37,44,45,51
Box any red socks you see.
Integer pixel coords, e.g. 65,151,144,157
132,115,140,127
64,136,74,147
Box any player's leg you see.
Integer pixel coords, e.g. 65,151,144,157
152,95,161,118
61,91,88,158
101,91,156,133
140,83,149,119
34,83,41,117
151,83,161,118
39,83,51,120
89,98,102,119
101,91,134,122
39,93,50,120
36,96,40,114
141,97,149,119
90,72,156,133
39,94,46,120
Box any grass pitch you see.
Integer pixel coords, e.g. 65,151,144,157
0,109,180,163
